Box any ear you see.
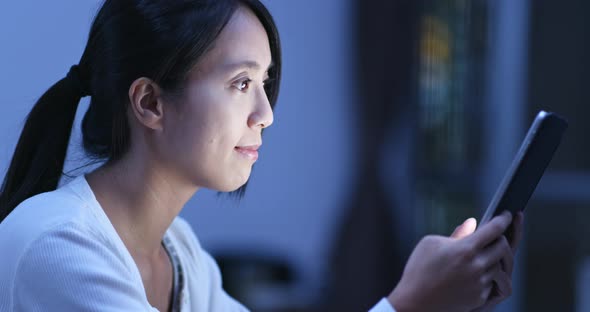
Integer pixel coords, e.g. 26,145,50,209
128,77,165,130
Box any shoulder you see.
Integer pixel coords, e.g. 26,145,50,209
0,177,154,311
0,177,104,267
9,221,151,311
15,221,126,278
0,181,95,267
1,177,95,236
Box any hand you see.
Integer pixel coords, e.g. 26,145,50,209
387,212,519,312
470,212,525,312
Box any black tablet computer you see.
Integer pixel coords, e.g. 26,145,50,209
479,111,568,226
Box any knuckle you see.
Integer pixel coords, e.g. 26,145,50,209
473,257,488,274
479,273,490,286
416,236,428,248
421,235,434,244
419,235,436,248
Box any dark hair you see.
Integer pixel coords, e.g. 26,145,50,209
0,0,281,222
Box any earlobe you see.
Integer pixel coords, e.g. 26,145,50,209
128,77,164,130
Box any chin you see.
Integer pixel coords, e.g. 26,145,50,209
212,174,250,192
197,164,252,192
214,183,247,193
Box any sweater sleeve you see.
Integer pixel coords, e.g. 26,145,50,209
12,222,156,312
369,298,397,312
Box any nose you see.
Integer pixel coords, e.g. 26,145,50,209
248,87,274,129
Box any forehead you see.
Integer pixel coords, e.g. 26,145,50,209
192,6,272,77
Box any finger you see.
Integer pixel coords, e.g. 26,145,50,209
478,263,499,296
479,282,494,308
475,288,504,312
451,218,477,239
491,268,512,300
509,212,525,254
469,211,513,249
495,235,514,275
500,236,514,275
478,235,514,275
476,264,507,309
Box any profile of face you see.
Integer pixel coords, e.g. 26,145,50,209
137,6,274,192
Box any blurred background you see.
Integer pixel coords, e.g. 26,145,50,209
1,0,589,311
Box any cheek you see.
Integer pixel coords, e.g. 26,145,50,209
182,100,242,154
168,103,229,161
161,87,248,186
186,87,250,148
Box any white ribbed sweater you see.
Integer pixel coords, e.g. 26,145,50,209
0,176,246,311
0,175,394,312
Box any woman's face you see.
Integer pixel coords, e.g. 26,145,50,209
160,6,274,192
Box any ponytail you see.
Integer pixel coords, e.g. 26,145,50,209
0,66,88,222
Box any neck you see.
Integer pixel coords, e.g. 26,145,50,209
86,152,198,258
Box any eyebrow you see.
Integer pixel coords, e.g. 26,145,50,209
222,60,274,72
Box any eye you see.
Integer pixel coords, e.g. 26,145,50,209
234,78,252,92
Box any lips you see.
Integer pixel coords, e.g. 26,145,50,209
235,144,260,161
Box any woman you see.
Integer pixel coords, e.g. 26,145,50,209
0,0,522,311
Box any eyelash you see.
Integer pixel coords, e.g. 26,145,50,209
234,78,252,92
233,77,272,93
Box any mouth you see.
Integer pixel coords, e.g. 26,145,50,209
235,144,260,162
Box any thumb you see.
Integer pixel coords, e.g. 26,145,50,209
450,218,477,239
